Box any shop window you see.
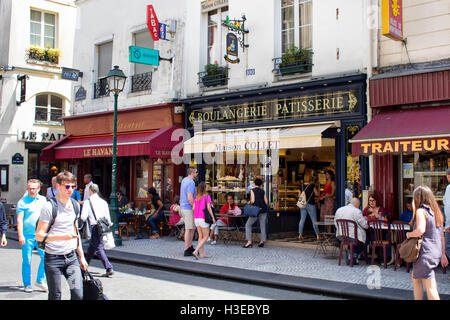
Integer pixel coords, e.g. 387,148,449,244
94,41,113,98
34,93,63,123
281,0,312,53
30,9,56,49
401,152,448,211
136,156,149,198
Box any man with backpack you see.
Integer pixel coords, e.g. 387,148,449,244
36,171,88,300
16,179,48,293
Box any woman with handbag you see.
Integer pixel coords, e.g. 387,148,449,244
406,186,448,300
298,170,320,242
243,178,268,248
192,182,216,259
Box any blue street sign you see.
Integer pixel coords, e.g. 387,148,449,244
129,46,159,66
159,23,167,40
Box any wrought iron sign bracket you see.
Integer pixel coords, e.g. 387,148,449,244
222,14,249,50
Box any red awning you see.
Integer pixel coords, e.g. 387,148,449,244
40,126,184,161
350,106,450,156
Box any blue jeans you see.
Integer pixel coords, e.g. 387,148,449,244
298,204,319,236
21,235,46,287
147,211,165,234
44,251,83,300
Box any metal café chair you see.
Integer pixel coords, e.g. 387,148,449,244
391,220,412,272
335,219,369,267
164,210,184,239
369,220,393,269
216,213,238,245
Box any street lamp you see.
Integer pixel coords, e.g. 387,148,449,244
106,65,127,246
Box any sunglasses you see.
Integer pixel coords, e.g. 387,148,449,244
63,184,77,190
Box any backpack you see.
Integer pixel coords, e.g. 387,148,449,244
37,197,80,250
296,184,313,209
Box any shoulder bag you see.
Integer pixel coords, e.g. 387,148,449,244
88,200,112,235
399,237,423,263
203,196,216,224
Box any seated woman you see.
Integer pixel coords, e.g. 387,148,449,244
169,196,184,239
146,187,165,239
362,193,390,221
209,193,241,245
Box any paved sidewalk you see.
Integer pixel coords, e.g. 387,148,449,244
7,231,450,299
106,235,450,299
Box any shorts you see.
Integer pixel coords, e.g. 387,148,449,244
194,218,210,228
180,209,195,230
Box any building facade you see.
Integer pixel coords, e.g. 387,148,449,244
180,0,377,238
42,0,188,207
0,0,77,203
351,0,450,218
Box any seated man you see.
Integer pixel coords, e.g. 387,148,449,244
209,193,241,245
400,199,413,223
334,198,369,265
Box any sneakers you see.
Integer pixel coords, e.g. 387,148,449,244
207,237,211,243
34,282,48,292
210,240,217,245
24,286,33,293
149,233,160,239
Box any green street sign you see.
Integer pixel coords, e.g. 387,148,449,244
129,46,159,66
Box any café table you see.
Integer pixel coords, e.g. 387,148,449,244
313,219,337,258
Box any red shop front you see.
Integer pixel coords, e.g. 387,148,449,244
41,103,185,208
350,69,450,218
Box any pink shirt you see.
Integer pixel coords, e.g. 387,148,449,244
169,204,181,225
194,195,212,219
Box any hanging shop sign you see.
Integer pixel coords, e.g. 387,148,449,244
381,0,403,40
129,46,160,66
147,5,160,41
17,75,27,106
224,33,239,64
61,67,80,81
188,88,360,127
159,23,167,40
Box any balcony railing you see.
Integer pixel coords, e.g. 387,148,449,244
273,50,313,76
35,109,63,123
94,77,109,99
198,67,229,88
131,72,152,93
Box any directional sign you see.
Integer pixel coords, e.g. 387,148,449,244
147,5,159,41
129,46,159,66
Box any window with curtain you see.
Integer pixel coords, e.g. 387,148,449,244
281,0,312,53
35,93,63,123
30,9,56,48
97,41,113,79
134,30,154,75
207,6,228,66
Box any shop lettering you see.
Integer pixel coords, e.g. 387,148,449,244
117,120,145,131
360,138,449,155
214,141,280,152
188,90,359,126
83,147,114,157
154,150,171,156
20,130,65,142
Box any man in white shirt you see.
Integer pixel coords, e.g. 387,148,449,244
345,181,353,205
46,176,58,200
82,174,93,204
81,183,114,277
334,197,369,265
444,168,450,259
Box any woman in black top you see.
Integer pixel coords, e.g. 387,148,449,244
298,170,320,241
244,178,268,248
147,187,164,239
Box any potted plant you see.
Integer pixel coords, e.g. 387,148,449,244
279,45,311,75
26,46,61,64
202,63,228,87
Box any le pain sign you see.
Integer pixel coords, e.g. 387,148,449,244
147,5,159,41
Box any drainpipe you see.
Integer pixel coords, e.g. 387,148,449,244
366,0,375,190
